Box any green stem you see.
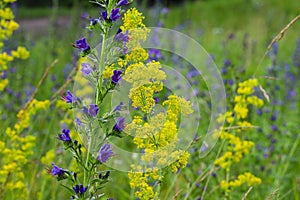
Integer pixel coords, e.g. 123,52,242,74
199,139,226,200
96,31,108,106
84,123,93,186
84,28,108,186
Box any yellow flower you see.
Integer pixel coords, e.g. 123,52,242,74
11,46,30,60
121,8,145,31
103,64,115,78
0,79,9,91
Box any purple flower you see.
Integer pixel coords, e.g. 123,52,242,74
161,7,169,15
114,30,129,43
224,59,231,67
228,79,234,86
101,11,108,19
103,170,110,179
271,124,278,131
82,106,89,115
88,104,99,117
58,129,71,141
97,144,114,163
271,113,277,121
64,90,76,103
51,163,64,176
73,184,87,195
117,0,129,6
113,117,125,132
75,117,82,126
75,37,90,51
148,49,162,61
257,109,263,116
81,63,93,76
113,102,124,112
90,18,100,26
110,8,120,22
111,70,122,84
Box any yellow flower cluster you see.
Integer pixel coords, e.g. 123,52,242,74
121,8,145,31
103,64,115,78
220,172,262,191
120,8,149,52
215,78,263,193
0,99,50,198
15,99,50,132
125,61,166,88
214,131,254,169
237,78,258,95
121,8,194,199
234,79,263,120
128,166,161,200
0,1,30,92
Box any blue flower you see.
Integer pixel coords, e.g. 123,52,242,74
148,48,162,61
117,0,130,6
58,129,71,141
75,37,90,51
111,70,122,84
73,184,87,195
110,8,120,22
114,29,129,43
88,104,99,117
90,18,100,26
64,90,76,103
113,102,124,112
81,62,93,76
51,163,64,176
101,11,108,19
113,117,125,132
75,117,82,126
97,144,114,163
161,7,169,15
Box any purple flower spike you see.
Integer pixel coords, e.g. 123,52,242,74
58,129,71,141
88,104,99,117
111,70,122,84
75,37,90,51
81,63,93,76
113,117,126,132
117,0,129,6
73,184,87,195
51,163,64,176
64,90,76,103
97,144,114,163
110,8,120,22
